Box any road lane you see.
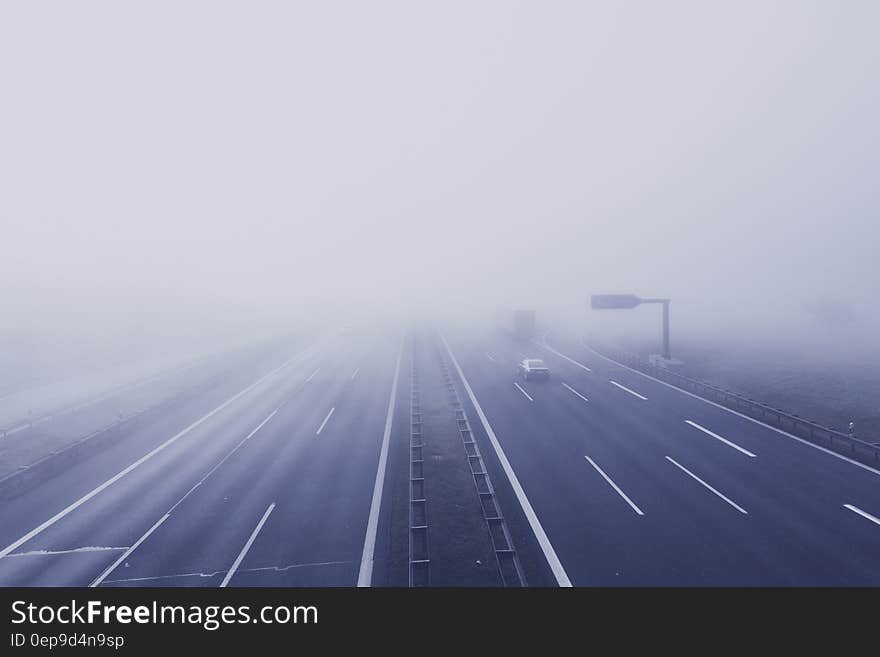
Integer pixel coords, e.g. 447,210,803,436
513,382,534,402
562,334,880,476
843,504,880,527
548,334,880,509
315,407,335,435
0,335,332,585
88,406,284,587
234,332,400,586
220,503,276,587
445,328,880,584
583,455,645,515
93,330,400,588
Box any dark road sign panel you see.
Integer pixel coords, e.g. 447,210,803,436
591,294,642,310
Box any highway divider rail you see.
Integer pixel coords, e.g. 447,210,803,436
438,345,526,586
588,341,880,467
409,337,430,586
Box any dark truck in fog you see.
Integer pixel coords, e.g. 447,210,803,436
495,308,536,340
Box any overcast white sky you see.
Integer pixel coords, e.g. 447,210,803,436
1,1,878,347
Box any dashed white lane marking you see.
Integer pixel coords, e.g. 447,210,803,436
90,515,170,587
578,341,880,477
561,382,589,403
539,342,592,372
8,546,129,558
350,368,360,380
0,348,304,560
666,456,748,514
584,456,644,515
685,420,756,458
316,407,335,435
609,380,648,400
358,341,403,587
844,504,880,527
220,502,275,588
306,368,320,382
513,382,534,402
169,409,279,514
441,334,572,587
89,407,281,587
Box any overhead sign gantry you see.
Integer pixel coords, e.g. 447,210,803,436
590,294,672,360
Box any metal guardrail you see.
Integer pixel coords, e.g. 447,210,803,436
590,342,880,467
439,347,525,587
409,341,429,587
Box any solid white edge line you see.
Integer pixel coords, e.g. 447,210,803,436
538,341,592,372
609,380,648,401
90,514,170,587
220,502,275,587
306,368,320,382
357,340,403,587
441,333,572,587
580,341,880,477
666,456,748,514
0,349,306,560
316,407,335,435
513,381,534,402
90,407,281,586
843,504,880,527
685,420,757,458
584,456,644,515
561,382,589,403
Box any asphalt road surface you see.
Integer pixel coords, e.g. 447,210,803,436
443,328,880,585
0,325,877,586
0,328,402,587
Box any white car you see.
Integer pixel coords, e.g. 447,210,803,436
517,358,550,381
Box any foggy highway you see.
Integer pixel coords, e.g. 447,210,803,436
2,1,880,594
443,328,880,585
0,329,401,586
0,324,876,587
